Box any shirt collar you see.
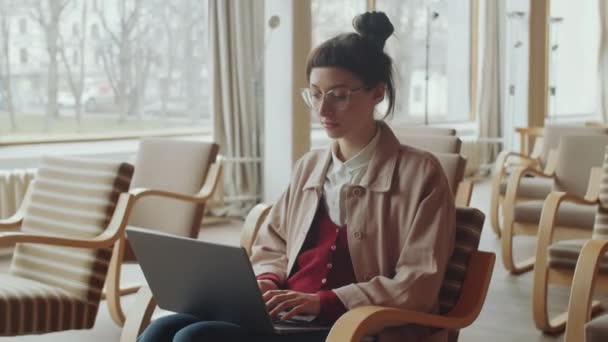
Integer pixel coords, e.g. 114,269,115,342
329,125,381,174
303,121,400,192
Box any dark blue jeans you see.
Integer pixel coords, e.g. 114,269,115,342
137,313,329,342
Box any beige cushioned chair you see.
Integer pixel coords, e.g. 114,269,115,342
490,125,608,238
124,138,220,259
536,146,608,340
501,135,608,274
105,138,221,327
0,156,134,336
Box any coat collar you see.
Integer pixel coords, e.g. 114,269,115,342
303,121,400,192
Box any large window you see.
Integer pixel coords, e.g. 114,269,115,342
548,0,599,120
0,0,209,140
310,0,472,125
311,0,367,46
377,0,471,124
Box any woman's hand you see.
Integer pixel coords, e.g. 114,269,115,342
263,290,320,321
257,279,279,294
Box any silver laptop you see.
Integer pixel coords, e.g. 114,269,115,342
126,227,330,334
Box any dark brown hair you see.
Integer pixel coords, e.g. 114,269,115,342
305,11,396,118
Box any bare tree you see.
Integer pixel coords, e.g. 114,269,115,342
96,0,146,122
59,0,88,129
31,0,70,130
178,0,207,123
0,0,17,131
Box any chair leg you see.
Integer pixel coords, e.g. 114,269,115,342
106,237,127,326
501,215,535,274
120,286,157,342
102,284,143,300
532,259,602,333
490,171,504,238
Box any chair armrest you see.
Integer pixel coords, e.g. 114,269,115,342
565,239,608,342
535,191,598,257
0,192,136,249
542,149,558,174
120,286,157,342
197,162,222,199
128,162,223,205
129,188,211,204
493,151,539,176
326,251,495,342
502,165,555,222
240,203,273,256
0,216,23,230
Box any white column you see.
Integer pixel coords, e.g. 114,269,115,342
263,0,312,202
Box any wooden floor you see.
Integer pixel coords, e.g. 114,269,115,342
1,179,598,341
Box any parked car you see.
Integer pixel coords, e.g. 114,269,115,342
55,84,116,113
143,99,188,117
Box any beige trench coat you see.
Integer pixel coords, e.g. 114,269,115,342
251,123,456,342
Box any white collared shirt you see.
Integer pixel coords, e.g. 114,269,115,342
323,127,381,226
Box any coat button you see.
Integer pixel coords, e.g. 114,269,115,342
352,187,363,197
354,231,363,240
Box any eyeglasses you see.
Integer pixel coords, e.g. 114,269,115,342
300,86,367,112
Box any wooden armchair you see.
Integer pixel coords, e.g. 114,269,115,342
120,206,493,342
119,203,272,342
104,138,222,327
325,207,494,342
490,125,608,238
533,146,608,336
501,135,608,274
0,156,135,336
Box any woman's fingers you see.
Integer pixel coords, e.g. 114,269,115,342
264,291,298,311
280,304,308,321
269,298,305,318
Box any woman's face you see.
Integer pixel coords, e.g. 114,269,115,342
307,67,384,140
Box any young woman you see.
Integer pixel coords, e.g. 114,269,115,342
138,11,455,342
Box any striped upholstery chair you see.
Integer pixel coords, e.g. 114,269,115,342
0,156,133,336
326,207,493,342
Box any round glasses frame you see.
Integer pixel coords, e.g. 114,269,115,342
300,86,368,112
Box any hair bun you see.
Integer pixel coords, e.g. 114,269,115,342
352,11,394,49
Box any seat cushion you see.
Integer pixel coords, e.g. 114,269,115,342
499,176,553,198
514,200,597,229
0,274,95,336
548,239,608,272
586,313,608,342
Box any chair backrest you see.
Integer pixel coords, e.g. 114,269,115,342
439,207,485,314
553,135,608,197
434,153,466,195
397,135,462,154
593,146,608,239
128,138,219,238
541,125,608,166
390,124,457,136
10,156,133,305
